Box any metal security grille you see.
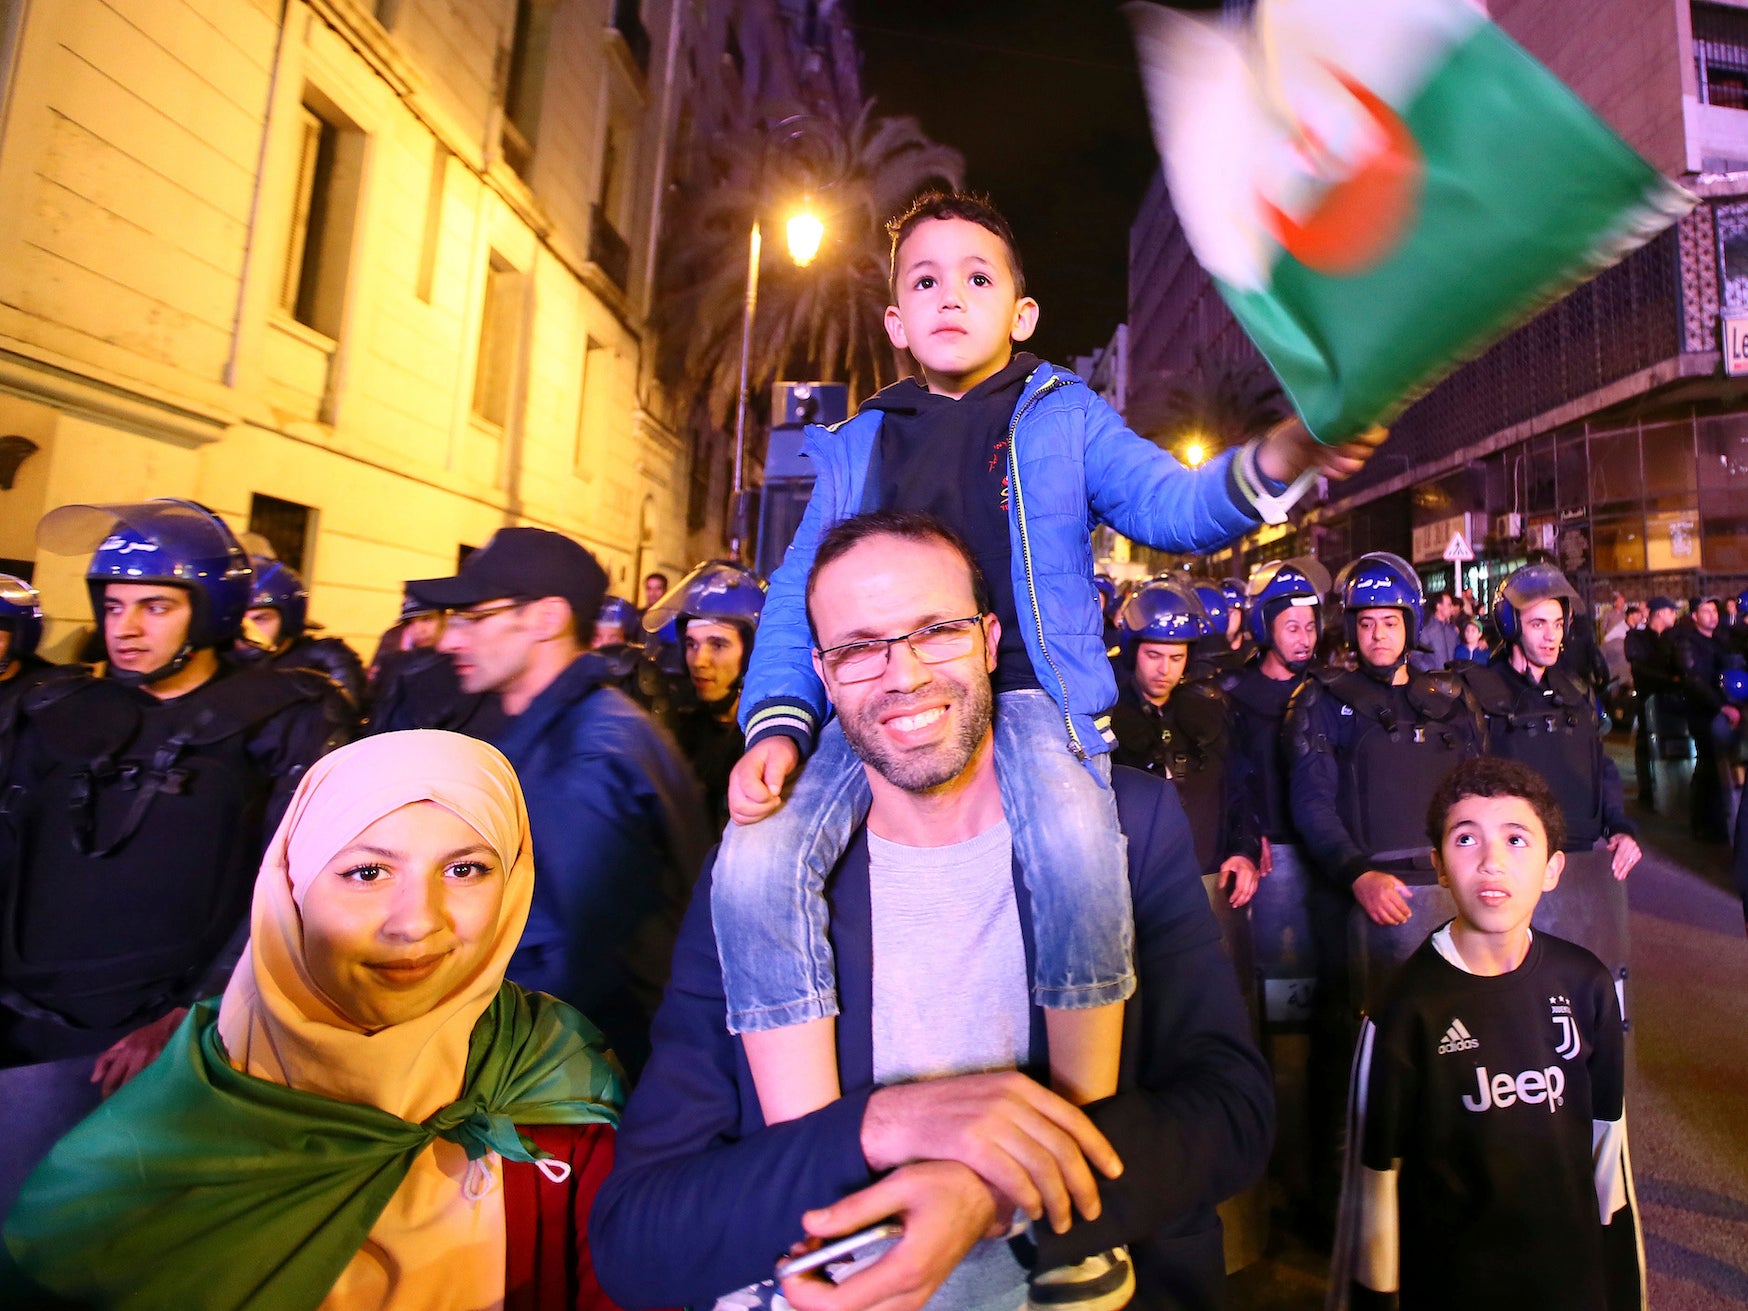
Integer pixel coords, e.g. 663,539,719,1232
1336,223,1685,500
1695,2,1748,109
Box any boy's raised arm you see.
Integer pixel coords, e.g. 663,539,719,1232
738,437,838,757
1081,390,1383,550
1080,390,1294,551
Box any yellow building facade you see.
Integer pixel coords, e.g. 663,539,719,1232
0,0,693,657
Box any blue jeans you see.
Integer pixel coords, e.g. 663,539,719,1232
0,1053,103,1224
713,688,1136,1033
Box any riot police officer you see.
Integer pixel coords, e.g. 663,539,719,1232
1094,573,1121,655
593,595,640,650
0,576,60,698
1286,552,1485,926
0,576,67,769
1284,552,1484,1223
0,500,350,1215
365,581,505,739
590,595,646,693
1222,558,1330,970
1457,563,1641,877
1190,578,1247,676
238,556,367,707
1220,575,1254,661
644,561,766,831
1110,577,1261,906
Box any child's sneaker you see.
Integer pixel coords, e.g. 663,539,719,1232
1025,1246,1134,1311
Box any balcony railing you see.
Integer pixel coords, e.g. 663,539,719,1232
588,205,631,292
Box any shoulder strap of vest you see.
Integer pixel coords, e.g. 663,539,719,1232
68,669,325,861
1330,670,1398,727
1544,665,1591,711
1406,669,1465,722
174,665,328,748
19,665,97,717
1453,662,1513,718
1171,679,1228,749
16,673,141,764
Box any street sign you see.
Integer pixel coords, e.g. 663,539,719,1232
1443,530,1475,562
1725,316,1748,378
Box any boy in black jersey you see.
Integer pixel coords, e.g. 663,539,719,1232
1334,758,1640,1310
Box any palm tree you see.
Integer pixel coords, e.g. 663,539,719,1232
655,95,964,426
1148,347,1289,455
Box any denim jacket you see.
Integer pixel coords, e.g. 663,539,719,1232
741,361,1291,758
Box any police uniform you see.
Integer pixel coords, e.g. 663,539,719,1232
366,646,506,740
672,699,744,833
265,633,367,707
0,661,350,1067
643,560,765,834
1285,573,1486,1220
1625,618,1681,808
241,557,367,708
0,500,351,1216
1110,675,1260,876
1286,666,1486,891
1459,656,1634,851
1221,656,1304,851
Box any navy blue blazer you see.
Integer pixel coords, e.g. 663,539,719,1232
589,767,1274,1310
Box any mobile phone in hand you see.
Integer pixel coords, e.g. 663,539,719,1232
775,1222,903,1282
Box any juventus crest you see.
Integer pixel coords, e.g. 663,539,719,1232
1549,995,1581,1060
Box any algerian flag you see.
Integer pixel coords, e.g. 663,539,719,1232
1128,0,1695,444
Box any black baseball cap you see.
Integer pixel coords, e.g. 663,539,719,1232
1647,596,1676,616
412,528,608,620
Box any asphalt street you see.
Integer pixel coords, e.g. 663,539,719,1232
1617,785,1748,1308
1229,741,1748,1308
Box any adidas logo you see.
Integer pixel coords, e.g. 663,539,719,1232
1437,1019,1479,1054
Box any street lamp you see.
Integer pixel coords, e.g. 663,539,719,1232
729,198,825,562
786,208,824,267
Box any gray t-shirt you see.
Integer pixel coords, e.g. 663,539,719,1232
869,820,1031,1311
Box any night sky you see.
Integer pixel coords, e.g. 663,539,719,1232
852,1,1166,365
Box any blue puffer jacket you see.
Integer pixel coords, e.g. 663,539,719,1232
742,361,1289,758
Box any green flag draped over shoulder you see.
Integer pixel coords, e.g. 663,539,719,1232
1,987,623,1311
1128,0,1695,444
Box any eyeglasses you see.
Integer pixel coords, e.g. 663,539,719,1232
443,599,530,629
816,615,986,684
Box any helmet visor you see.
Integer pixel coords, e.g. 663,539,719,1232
643,561,766,634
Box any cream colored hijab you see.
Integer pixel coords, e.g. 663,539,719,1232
218,730,535,1311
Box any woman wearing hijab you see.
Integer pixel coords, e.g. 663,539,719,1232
1,730,625,1310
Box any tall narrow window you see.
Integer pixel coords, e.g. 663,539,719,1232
589,121,633,290
472,252,524,428
600,122,625,222
500,0,552,175
248,494,315,574
415,145,449,304
280,96,362,339
574,337,607,471
282,108,336,326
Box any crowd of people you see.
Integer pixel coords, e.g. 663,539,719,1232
0,191,1670,1311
